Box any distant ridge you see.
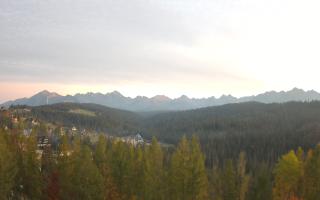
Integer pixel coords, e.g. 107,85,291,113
3,88,320,111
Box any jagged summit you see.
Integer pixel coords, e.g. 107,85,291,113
108,90,123,97
151,95,171,102
35,90,60,97
3,88,320,111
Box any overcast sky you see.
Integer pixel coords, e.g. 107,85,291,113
1,0,320,102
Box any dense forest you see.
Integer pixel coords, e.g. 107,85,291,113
29,103,141,135
0,126,320,199
20,101,320,167
3,101,320,199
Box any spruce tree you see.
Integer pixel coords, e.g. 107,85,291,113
72,145,104,200
170,136,208,200
144,137,164,200
0,132,17,199
273,150,302,200
57,135,74,199
94,135,121,200
303,145,320,200
170,136,190,200
247,163,272,200
222,159,237,200
237,152,250,200
189,136,209,200
19,133,43,199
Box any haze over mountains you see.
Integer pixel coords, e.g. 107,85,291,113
2,88,320,111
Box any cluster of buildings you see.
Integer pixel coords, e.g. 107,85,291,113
1,107,148,160
117,134,145,146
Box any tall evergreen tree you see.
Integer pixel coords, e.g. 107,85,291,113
110,141,132,199
0,131,17,199
189,136,209,200
303,145,320,200
170,136,208,200
19,133,43,199
170,136,191,200
94,135,120,200
222,159,237,200
130,145,144,199
57,135,73,199
273,150,302,200
247,163,272,200
144,137,164,200
211,153,250,200
237,152,250,200
72,145,104,200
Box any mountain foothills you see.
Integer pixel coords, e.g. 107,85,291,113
3,87,320,111
1,100,320,199
8,101,320,165
1,101,320,199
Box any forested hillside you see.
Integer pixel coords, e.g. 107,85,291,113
0,127,320,199
2,101,320,199
144,101,320,167
14,101,320,168
30,103,142,135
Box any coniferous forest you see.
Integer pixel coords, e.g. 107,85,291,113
1,102,320,199
1,124,320,199
2,0,320,198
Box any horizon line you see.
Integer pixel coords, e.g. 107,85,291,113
1,87,316,104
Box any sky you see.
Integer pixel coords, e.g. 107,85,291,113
1,0,320,103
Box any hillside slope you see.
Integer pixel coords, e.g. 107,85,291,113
30,103,142,135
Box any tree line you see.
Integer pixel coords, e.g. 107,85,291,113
0,127,208,200
1,127,320,199
19,101,320,169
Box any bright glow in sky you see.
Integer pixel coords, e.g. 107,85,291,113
1,0,320,102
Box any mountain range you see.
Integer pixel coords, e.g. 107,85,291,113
2,88,320,111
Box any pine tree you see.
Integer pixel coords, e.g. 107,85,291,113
222,159,237,200
42,146,59,200
130,145,144,199
247,163,272,200
94,135,120,200
169,136,208,200
237,152,250,200
57,135,74,199
144,137,164,200
211,165,223,200
189,136,209,200
273,150,302,200
109,140,132,199
212,153,251,200
170,136,191,200
303,145,320,200
72,145,104,200
19,133,43,199
0,131,17,199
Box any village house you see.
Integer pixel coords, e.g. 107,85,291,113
72,126,77,132
32,119,40,126
37,136,51,149
120,134,144,146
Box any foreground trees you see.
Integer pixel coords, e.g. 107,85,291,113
211,152,250,200
1,126,320,199
170,136,208,200
272,145,320,200
273,150,302,200
0,132,16,199
302,146,320,200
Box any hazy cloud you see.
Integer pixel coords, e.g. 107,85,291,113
1,0,320,101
